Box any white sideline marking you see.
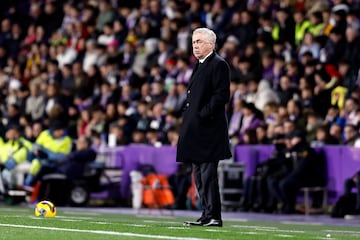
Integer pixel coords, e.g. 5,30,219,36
231,225,277,230
167,227,188,230
60,219,82,222
275,234,294,238
281,221,324,226
0,208,28,213
231,225,304,233
56,216,93,220
261,229,304,233
325,230,360,234
204,229,228,233
62,211,100,216
123,224,148,227
143,220,179,224
30,217,45,220
0,224,210,240
242,232,260,235
90,222,111,225
5,215,26,218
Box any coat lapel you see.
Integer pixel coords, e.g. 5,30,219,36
188,52,216,89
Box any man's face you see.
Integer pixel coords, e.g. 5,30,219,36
5,129,19,140
53,129,64,138
76,136,89,150
192,33,213,60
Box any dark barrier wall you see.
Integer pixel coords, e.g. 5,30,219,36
235,145,360,199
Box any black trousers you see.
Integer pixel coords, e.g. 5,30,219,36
345,171,360,210
192,161,221,220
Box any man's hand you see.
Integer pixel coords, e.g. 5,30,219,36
353,175,358,183
33,148,39,156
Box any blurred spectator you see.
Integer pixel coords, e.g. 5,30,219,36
256,124,270,144
272,7,295,47
98,22,115,46
163,83,178,113
166,126,179,147
229,97,243,142
298,32,320,60
86,106,105,137
286,99,306,130
343,124,359,145
67,104,80,139
77,108,91,137
96,0,116,32
313,69,332,117
308,11,325,37
305,111,323,142
238,101,263,143
276,130,326,214
330,123,344,144
254,79,280,111
311,125,339,147
243,129,258,145
323,27,346,65
132,127,147,144
109,122,128,145
344,27,360,81
294,10,311,47
344,97,359,125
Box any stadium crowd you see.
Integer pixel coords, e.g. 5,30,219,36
1,0,360,210
0,0,359,149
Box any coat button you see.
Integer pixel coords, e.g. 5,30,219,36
187,90,190,94
186,103,190,107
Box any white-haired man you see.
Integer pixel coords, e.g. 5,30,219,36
177,28,231,227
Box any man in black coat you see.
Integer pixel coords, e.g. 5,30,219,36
177,28,231,227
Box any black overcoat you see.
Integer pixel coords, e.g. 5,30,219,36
176,52,232,163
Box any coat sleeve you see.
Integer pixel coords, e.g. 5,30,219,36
199,59,230,119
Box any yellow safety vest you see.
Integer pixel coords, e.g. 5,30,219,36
295,20,311,46
272,24,280,41
35,130,72,155
0,137,32,165
308,23,325,37
29,130,72,175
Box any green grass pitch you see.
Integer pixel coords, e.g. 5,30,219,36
0,206,359,240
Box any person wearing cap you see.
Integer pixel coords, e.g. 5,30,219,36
0,125,33,190
24,120,72,187
177,28,231,227
276,130,326,213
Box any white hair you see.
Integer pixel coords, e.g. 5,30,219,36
193,28,216,48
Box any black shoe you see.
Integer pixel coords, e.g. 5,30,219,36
183,216,206,226
183,220,203,226
192,215,209,224
202,219,223,227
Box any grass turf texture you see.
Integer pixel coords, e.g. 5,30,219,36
0,206,359,240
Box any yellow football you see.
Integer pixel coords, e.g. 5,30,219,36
34,200,57,218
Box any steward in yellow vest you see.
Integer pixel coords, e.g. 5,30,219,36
0,125,32,170
24,120,72,187
294,10,311,46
